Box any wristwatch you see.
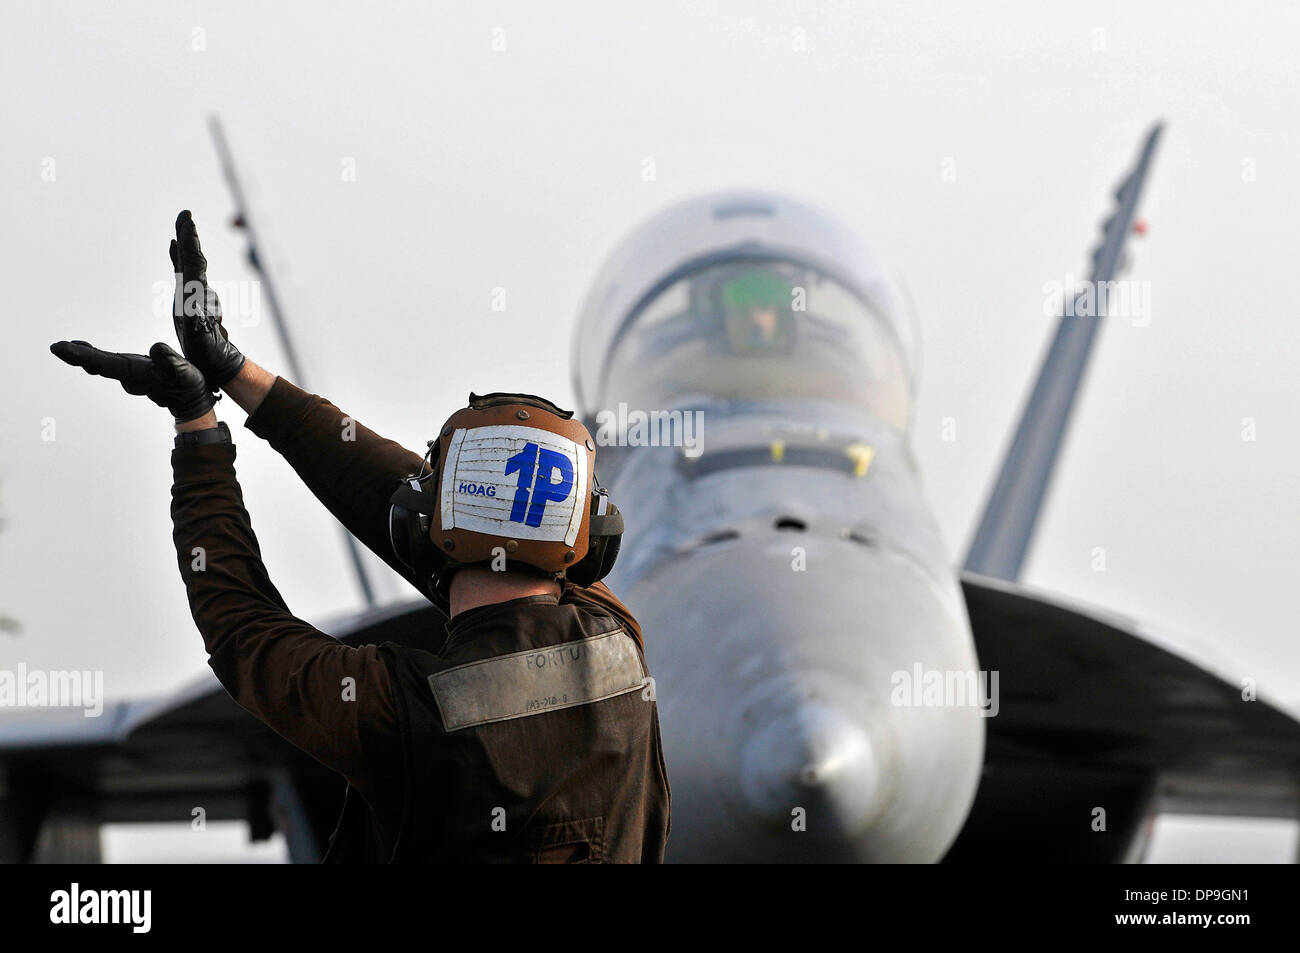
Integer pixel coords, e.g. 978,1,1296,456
174,421,233,450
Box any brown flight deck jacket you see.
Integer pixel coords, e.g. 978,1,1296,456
168,378,670,862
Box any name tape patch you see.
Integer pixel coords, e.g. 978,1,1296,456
428,629,646,731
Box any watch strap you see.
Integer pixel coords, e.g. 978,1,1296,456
175,421,232,450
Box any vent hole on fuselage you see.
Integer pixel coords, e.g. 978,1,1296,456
774,517,807,532
701,529,740,546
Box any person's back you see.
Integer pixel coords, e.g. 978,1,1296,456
372,583,668,863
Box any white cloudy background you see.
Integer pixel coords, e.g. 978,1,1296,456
1,2,1298,860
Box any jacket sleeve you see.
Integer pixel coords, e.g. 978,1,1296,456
170,439,400,788
242,376,431,595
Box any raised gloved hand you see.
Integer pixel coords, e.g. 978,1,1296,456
171,209,246,388
50,340,217,423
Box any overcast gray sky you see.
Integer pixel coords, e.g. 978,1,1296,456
2,0,1298,732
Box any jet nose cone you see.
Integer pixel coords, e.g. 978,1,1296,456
739,700,888,835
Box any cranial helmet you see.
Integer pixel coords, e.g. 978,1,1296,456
389,392,623,613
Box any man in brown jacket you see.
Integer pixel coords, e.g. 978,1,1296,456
51,210,670,863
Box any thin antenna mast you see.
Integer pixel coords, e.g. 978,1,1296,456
208,114,378,607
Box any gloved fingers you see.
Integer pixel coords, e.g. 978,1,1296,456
174,211,224,331
175,209,209,286
51,339,124,377
148,341,186,378
50,339,91,367
51,340,151,394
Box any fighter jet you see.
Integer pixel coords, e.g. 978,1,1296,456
3,123,1299,863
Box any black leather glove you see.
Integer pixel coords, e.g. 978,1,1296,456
170,209,246,388
50,340,217,423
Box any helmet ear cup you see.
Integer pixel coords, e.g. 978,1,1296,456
389,473,442,603
567,540,602,588
593,530,621,582
388,481,420,570
569,496,623,588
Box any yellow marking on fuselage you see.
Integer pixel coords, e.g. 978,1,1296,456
845,443,875,478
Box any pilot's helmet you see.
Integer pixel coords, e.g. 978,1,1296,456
689,263,800,354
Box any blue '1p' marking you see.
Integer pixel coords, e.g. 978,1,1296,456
528,449,575,526
505,442,575,528
505,443,537,522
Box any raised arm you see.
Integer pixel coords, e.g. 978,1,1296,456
48,338,400,794
169,210,430,593
170,432,400,788
238,364,428,588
